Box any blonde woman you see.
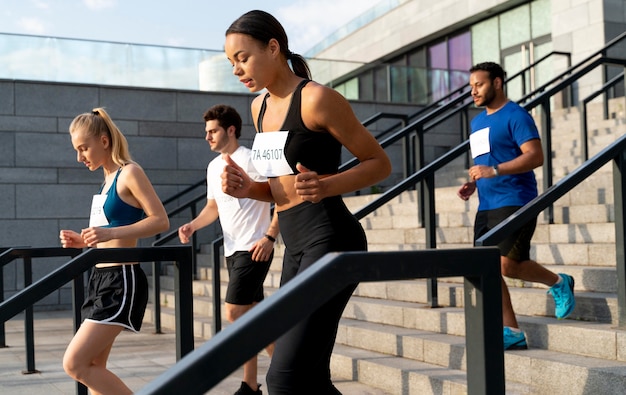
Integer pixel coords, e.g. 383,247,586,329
59,108,169,395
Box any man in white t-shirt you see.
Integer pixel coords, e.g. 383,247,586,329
179,104,278,395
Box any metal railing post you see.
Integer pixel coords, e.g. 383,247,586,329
0,254,5,347
72,272,88,395
212,240,222,335
152,261,162,334
615,148,626,328
540,99,554,223
175,247,194,360
22,256,38,374
464,270,504,394
424,172,439,307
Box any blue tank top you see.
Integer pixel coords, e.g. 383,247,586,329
99,167,144,227
257,79,342,175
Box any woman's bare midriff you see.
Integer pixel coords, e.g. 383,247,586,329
94,239,139,268
269,173,334,212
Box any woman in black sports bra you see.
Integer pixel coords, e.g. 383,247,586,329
59,108,169,395
223,10,391,395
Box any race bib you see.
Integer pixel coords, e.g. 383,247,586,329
89,194,110,227
470,127,491,159
250,131,294,177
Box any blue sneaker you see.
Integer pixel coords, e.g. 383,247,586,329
503,327,528,350
548,273,576,319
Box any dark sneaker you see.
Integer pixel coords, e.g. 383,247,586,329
548,273,576,319
234,381,262,395
503,327,528,350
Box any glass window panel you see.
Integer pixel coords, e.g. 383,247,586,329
471,17,500,64
531,0,551,38
408,66,428,105
408,48,427,68
359,71,374,101
390,66,409,103
374,66,389,101
503,51,527,102
449,31,472,71
429,68,449,102
500,5,531,49
428,41,448,69
336,78,359,100
533,41,553,90
450,70,470,94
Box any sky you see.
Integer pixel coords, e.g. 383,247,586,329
0,0,383,55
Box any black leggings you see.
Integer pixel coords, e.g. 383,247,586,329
267,196,366,394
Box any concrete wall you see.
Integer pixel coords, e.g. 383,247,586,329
0,79,427,309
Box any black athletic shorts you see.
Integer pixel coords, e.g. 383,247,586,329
474,206,536,262
225,250,272,305
81,264,148,332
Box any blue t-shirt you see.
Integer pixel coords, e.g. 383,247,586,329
470,101,540,211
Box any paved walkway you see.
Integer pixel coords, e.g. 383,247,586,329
0,310,388,394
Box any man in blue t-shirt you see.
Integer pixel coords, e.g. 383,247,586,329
458,62,576,350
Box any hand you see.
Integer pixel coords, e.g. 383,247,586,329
295,163,325,203
468,164,496,181
221,154,250,198
80,227,113,247
457,182,476,201
59,230,85,248
178,223,194,244
249,236,274,262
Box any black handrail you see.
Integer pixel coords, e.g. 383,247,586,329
0,246,194,395
477,133,626,327
136,248,504,395
522,56,626,223
161,179,205,207
580,72,625,161
0,247,81,373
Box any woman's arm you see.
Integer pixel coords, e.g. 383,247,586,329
298,83,391,201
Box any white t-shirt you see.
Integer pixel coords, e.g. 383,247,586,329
206,145,271,257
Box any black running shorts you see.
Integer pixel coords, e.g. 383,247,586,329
225,250,272,305
474,206,537,262
81,264,149,332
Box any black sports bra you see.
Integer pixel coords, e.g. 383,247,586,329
257,79,341,175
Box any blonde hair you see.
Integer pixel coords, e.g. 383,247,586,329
69,107,133,167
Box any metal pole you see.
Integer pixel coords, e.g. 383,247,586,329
212,241,222,335
0,259,5,348
72,272,88,395
175,248,194,360
424,173,439,308
615,148,626,328
152,261,162,333
464,268,505,395
22,256,38,374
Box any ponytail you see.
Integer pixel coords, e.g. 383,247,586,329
69,107,133,168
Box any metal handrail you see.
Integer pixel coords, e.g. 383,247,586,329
580,71,625,161
136,248,504,395
161,179,205,207
0,247,81,372
477,133,626,326
0,246,194,395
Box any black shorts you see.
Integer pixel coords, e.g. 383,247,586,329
474,206,536,262
81,264,149,332
225,250,272,305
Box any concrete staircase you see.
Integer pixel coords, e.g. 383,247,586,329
148,98,626,394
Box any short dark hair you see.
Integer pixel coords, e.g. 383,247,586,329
469,62,506,83
203,104,242,139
